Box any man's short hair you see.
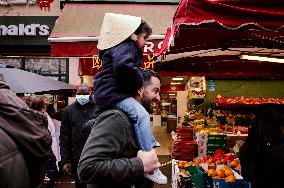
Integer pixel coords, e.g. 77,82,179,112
139,68,160,86
77,83,91,95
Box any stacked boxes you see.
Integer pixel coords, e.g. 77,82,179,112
172,126,198,161
197,133,227,157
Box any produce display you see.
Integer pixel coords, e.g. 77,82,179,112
212,109,255,126
215,95,284,105
174,150,250,188
188,88,206,99
196,129,226,157
172,126,198,161
171,93,282,188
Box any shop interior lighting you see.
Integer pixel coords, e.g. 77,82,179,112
171,82,181,85
169,93,176,96
240,55,284,64
172,77,184,81
161,102,171,106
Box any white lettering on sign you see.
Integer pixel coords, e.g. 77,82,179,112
0,24,50,36
144,41,163,53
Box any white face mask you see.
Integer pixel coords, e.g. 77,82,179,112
76,95,90,105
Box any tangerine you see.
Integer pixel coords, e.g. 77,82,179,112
231,160,238,168
225,175,236,182
224,169,234,177
216,169,225,178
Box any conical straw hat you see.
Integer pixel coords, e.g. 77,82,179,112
97,13,142,50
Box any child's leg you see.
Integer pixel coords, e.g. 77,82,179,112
116,97,157,151
117,97,167,185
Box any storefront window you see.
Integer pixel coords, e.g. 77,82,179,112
0,58,22,69
0,58,68,82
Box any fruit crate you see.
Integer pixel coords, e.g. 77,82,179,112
201,165,251,188
212,178,251,188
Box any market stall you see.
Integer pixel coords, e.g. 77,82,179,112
155,0,284,78
155,0,284,187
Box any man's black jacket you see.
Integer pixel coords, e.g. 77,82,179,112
60,100,96,165
78,109,154,188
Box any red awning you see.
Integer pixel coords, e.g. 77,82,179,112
49,3,177,57
51,42,98,57
155,0,284,78
174,0,284,29
157,0,284,56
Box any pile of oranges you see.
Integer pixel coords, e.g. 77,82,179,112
230,159,241,171
207,165,236,182
177,157,242,183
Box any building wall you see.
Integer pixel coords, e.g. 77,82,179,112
68,57,80,86
0,1,83,86
0,0,61,16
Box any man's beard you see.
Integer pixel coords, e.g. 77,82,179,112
141,94,153,114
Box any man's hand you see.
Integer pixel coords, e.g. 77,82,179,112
43,174,50,184
62,163,72,175
137,149,160,173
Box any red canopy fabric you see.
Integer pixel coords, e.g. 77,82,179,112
157,0,284,56
51,42,98,57
174,0,284,30
155,0,284,78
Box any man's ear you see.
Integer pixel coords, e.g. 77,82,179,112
137,87,144,96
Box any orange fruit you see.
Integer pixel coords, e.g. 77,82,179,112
224,169,234,177
213,176,221,179
208,169,217,177
215,160,222,164
236,165,241,171
209,163,216,166
231,160,238,168
222,165,230,171
216,169,225,178
225,175,236,182
221,158,227,164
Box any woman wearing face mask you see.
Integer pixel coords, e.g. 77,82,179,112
59,83,96,188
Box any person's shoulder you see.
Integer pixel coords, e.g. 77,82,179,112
67,101,80,109
113,39,136,50
0,89,28,110
87,109,131,128
100,109,130,122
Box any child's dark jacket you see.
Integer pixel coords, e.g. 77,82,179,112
94,39,143,110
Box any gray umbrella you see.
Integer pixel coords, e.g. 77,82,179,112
0,68,76,93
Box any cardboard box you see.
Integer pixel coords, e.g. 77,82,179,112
212,179,250,188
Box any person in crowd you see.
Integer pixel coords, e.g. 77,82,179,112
47,103,62,121
27,96,61,188
0,74,51,188
46,103,62,165
78,68,162,188
93,13,166,184
60,83,96,188
239,103,284,188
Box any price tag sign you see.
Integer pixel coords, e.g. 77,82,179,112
208,80,216,91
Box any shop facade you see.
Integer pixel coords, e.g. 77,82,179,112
0,16,68,80
48,1,179,108
155,1,284,187
0,15,71,110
